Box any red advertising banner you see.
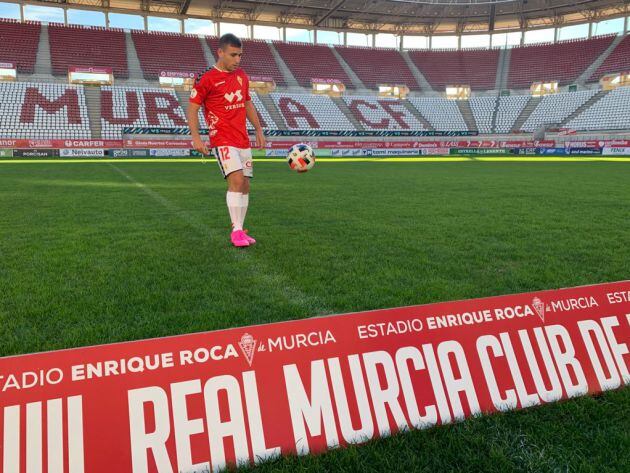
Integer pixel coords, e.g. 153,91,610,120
68,66,113,75
0,139,556,151
160,71,196,79
311,78,344,84
565,140,630,149
249,76,275,83
0,62,15,69
1,282,628,472
0,139,124,149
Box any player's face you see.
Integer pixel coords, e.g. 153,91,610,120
218,45,243,72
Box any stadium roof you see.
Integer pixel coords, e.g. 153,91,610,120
33,0,630,34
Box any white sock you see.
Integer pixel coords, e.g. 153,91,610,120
226,191,242,231
240,193,249,229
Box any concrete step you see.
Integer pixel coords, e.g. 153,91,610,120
560,90,610,127
267,41,300,88
83,86,101,139
125,32,145,81
490,96,500,133
328,45,367,91
576,35,625,85
400,50,433,92
401,100,435,131
330,96,365,131
257,93,286,129
511,96,541,133
457,100,478,132
495,48,511,91
199,36,215,67
34,23,52,75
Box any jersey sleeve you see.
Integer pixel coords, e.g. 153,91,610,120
244,74,251,101
190,75,209,105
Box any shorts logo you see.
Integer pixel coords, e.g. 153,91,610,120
224,90,243,103
238,333,257,366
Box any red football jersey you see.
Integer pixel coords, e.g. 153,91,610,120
189,66,251,149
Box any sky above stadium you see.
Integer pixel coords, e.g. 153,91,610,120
0,1,627,48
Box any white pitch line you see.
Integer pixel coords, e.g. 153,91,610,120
109,164,332,318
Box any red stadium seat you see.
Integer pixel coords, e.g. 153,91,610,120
408,48,499,90
272,41,350,88
132,30,207,80
507,35,615,88
48,23,128,78
589,35,630,81
206,38,286,86
334,45,421,90
0,19,40,74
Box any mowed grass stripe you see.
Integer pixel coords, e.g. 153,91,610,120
0,161,629,471
1,161,629,356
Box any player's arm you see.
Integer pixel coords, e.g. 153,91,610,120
187,102,209,155
245,100,266,149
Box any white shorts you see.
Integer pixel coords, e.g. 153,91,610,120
212,146,253,179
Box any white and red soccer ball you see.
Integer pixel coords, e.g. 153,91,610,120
287,143,315,172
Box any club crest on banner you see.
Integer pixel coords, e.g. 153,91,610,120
239,333,257,366
532,297,545,322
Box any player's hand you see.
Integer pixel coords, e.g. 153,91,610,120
192,136,209,156
255,129,266,149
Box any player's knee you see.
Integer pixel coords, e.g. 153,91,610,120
227,172,245,191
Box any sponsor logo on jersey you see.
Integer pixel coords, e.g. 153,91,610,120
224,90,243,103
190,88,198,98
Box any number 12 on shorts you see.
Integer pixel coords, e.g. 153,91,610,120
219,147,231,162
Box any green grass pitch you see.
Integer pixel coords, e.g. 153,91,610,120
1,160,629,471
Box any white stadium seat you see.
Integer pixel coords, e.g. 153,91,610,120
0,82,91,139
407,97,468,131
566,87,630,131
521,90,598,132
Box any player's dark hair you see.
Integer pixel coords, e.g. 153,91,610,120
218,33,242,50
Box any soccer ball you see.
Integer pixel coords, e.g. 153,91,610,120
287,144,315,172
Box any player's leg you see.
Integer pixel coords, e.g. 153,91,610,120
213,146,249,247
238,149,256,244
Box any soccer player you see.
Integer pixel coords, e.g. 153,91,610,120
187,33,265,248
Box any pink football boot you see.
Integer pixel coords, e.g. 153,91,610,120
230,230,250,247
242,229,256,245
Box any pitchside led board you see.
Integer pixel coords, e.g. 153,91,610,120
1,282,629,472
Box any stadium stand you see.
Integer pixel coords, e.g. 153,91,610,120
343,96,427,130
0,82,90,138
101,86,186,139
469,96,497,133
520,90,598,132
132,31,206,80
566,86,630,130
507,35,616,89
250,92,277,129
494,95,529,133
589,35,630,81
272,92,355,130
407,97,468,131
48,24,128,78
206,38,286,86
0,19,40,74
272,41,350,88
408,49,499,90
335,46,421,90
